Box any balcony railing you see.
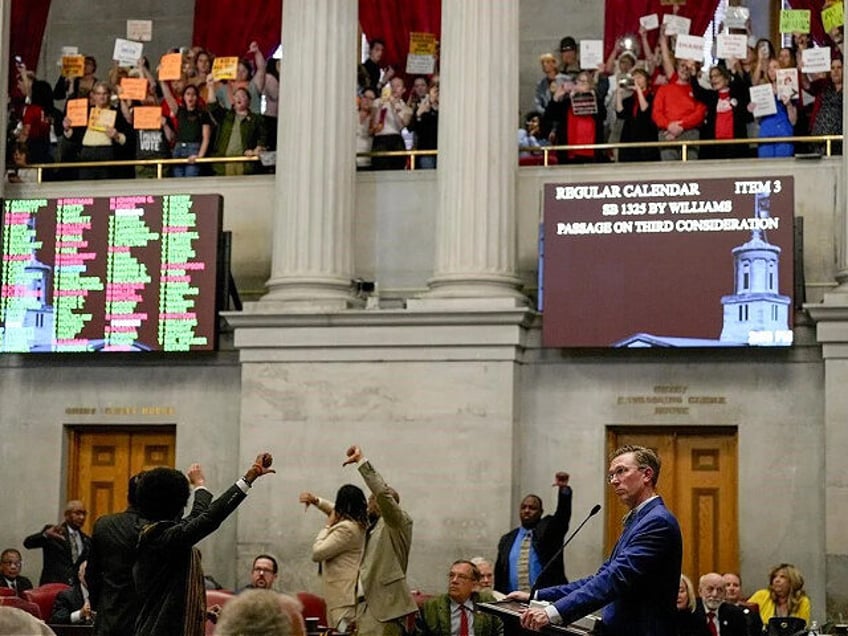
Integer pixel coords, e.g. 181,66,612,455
13,134,843,184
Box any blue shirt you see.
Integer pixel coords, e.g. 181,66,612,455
508,526,542,592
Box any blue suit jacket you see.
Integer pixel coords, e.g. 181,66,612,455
536,496,682,636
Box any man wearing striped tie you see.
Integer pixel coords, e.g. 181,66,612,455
493,472,572,595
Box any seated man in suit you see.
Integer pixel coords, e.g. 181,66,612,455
694,572,747,636
416,560,503,636
494,472,572,594
50,560,94,624
23,500,90,585
512,445,682,636
722,572,763,636
0,549,33,596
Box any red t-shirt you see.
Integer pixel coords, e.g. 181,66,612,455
714,88,734,140
22,104,50,141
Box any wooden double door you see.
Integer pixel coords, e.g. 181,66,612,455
605,428,739,580
67,427,176,535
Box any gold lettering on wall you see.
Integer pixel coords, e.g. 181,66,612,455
615,386,727,416
64,406,176,416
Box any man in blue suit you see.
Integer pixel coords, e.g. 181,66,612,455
510,445,682,636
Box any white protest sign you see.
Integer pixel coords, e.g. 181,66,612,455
58,45,79,67
776,69,799,100
113,38,143,67
127,20,153,42
801,46,831,73
580,40,604,70
663,14,692,36
716,34,748,59
749,84,777,118
640,14,660,31
675,34,705,62
406,55,435,74
724,6,750,30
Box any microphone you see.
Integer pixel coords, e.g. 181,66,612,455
528,504,602,600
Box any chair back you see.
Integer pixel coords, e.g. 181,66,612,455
296,591,328,627
0,594,43,619
23,583,70,621
204,589,235,636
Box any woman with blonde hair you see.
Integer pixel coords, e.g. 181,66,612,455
676,574,702,636
747,563,811,627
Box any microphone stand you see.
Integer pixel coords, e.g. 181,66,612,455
528,504,602,601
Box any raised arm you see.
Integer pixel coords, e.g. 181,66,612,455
249,41,267,93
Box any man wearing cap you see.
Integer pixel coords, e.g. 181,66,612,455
559,37,580,78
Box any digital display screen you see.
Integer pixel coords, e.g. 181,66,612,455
1,194,222,352
541,177,795,348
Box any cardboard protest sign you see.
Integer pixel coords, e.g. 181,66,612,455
159,53,183,81
62,55,85,78
724,6,750,30
212,56,238,80
674,34,705,62
749,84,777,118
127,19,153,42
662,14,692,35
716,34,748,59
88,107,117,132
66,98,89,127
780,9,811,33
113,38,143,67
406,32,436,74
801,46,832,73
580,40,604,69
639,14,659,30
120,77,148,101
777,69,799,101
822,2,844,32
133,106,162,130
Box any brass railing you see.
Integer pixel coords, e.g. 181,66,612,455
14,135,844,184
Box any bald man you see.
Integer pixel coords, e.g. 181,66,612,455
694,572,747,636
24,500,90,585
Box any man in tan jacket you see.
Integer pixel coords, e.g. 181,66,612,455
344,445,417,636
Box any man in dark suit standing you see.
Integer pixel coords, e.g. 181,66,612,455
512,445,682,636
86,472,145,636
0,548,33,596
494,472,572,594
694,572,748,636
23,500,90,585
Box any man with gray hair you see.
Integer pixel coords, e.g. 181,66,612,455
215,590,304,636
695,572,747,636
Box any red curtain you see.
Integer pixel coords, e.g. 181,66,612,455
11,0,52,70
358,0,442,74
191,0,283,58
603,0,721,58
786,0,828,47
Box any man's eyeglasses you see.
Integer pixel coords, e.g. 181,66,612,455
607,465,645,484
1,560,22,567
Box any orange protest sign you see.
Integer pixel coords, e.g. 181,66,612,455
212,56,238,80
120,77,148,101
159,53,183,81
62,55,85,78
133,106,162,130
66,98,89,127
88,107,117,132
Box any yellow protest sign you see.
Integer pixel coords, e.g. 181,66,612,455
119,77,148,101
159,53,183,81
133,106,162,130
62,55,85,78
822,2,844,32
409,32,436,56
212,56,238,80
88,107,117,132
780,9,811,33
66,98,88,127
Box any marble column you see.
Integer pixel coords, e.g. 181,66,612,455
419,0,526,306
262,0,358,311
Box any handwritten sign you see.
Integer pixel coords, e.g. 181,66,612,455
159,53,183,81
406,32,436,74
662,14,692,36
639,13,659,30
802,46,832,73
62,55,85,78
212,56,238,80
716,34,748,60
674,34,705,62
113,38,143,67
777,69,799,100
133,106,162,130
749,84,777,118
120,77,148,101
88,107,117,132
780,9,811,33
580,40,604,70
822,2,844,32
66,98,88,127
127,19,153,42
724,6,750,30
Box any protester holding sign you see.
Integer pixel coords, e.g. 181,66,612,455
806,56,843,154
690,63,751,159
615,67,660,162
749,59,797,158
54,55,98,102
545,69,609,163
61,80,131,179
652,59,707,161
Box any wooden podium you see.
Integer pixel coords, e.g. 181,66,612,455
477,600,602,636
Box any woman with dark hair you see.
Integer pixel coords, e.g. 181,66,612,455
691,63,750,159
162,80,212,177
615,67,660,162
299,484,367,631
